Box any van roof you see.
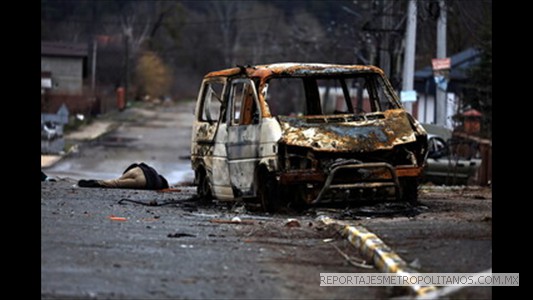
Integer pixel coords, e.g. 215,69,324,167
205,63,384,80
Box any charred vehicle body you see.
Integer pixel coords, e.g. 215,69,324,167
191,63,428,211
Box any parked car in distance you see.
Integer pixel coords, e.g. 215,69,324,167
191,63,428,211
41,121,60,140
423,129,481,186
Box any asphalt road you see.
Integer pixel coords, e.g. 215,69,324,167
45,101,196,186
41,101,493,299
41,180,379,299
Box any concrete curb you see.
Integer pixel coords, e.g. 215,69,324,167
41,155,63,169
319,216,437,296
41,121,119,169
64,121,115,141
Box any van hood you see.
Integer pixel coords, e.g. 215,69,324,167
277,110,419,152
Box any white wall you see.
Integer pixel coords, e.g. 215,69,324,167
416,94,435,124
416,92,458,129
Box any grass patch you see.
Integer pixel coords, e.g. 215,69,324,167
63,115,93,133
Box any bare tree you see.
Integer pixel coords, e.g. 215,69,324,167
286,10,327,62
41,0,491,100
209,1,251,67
234,3,288,64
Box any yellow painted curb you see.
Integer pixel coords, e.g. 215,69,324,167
41,155,62,168
320,216,437,296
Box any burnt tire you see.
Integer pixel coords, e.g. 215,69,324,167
282,187,307,212
400,178,419,204
196,168,212,201
257,170,280,213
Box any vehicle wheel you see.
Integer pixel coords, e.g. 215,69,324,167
400,178,418,204
196,168,212,201
283,186,307,212
257,170,280,213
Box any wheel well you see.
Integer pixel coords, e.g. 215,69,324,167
253,164,270,196
194,164,206,185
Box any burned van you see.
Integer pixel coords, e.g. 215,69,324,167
191,63,427,211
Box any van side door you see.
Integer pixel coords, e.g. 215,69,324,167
191,78,233,200
226,78,262,197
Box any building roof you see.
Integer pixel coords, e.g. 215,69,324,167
41,41,88,57
462,109,483,117
414,48,481,81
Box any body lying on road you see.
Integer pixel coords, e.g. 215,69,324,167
77,162,169,190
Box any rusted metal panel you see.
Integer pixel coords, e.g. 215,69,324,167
279,170,326,185
395,166,423,177
313,162,400,204
205,67,243,78
205,63,385,80
256,63,382,77
278,109,417,152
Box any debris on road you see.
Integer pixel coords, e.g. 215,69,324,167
118,198,159,206
345,202,421,218
167,233,196,238
319,216,437,296
108,215,127,221
329,242,373,269
209,218,255,225
284,218,301,227
158,188,183,193
42,178,492,299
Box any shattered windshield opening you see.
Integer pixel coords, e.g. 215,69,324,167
264,73,399,117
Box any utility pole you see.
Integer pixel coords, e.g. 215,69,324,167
435,0,447,126
90,1,97,96
123,31,130,108
91,39,97,94
379,0,391,77
401,0,417,113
